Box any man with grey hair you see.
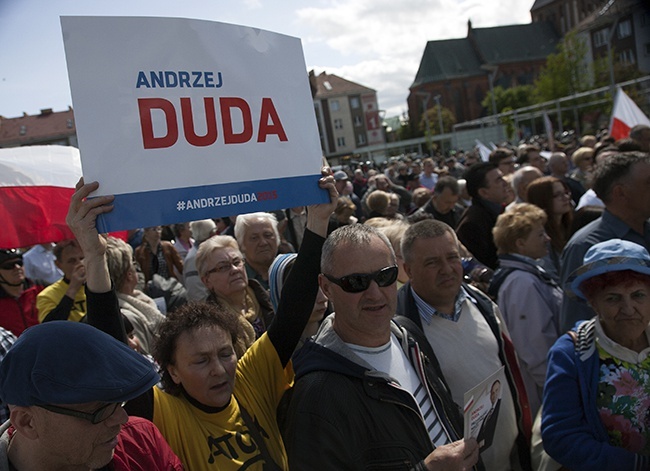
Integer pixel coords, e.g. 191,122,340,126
507,165,543,209
183,219,217,301
397,219,532,470
548,152,585,205
283,224,479,470
560,151,650,330
234,212,280,290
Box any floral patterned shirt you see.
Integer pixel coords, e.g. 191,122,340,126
596,344,650,454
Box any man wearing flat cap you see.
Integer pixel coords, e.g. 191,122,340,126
0,321,183,470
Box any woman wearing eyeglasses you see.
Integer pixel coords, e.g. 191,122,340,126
70,173,337,471
526,176,574,282
195,235,271,356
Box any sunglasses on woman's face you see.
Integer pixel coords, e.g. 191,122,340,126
323,266,398,293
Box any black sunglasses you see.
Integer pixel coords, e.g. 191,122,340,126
0,259,23,270
323,266,398,293
37,401,126,424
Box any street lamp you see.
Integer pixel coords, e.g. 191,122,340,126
480,63,500,142
415,91,432,155
433,94,445,153
480,64,499,117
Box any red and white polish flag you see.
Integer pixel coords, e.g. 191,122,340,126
0,145,81,249
609,87,650,141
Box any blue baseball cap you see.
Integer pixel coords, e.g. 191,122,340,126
0,321,159,406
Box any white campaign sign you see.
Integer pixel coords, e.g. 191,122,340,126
61,16,327,232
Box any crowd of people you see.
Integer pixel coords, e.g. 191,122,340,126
0,123,649,470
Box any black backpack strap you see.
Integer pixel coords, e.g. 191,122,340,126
487,267,515,301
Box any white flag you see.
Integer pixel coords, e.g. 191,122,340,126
543,112,554,150
475,140,491,162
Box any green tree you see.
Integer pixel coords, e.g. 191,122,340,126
481,85,535,113
534,31,591,101
419,105,456,135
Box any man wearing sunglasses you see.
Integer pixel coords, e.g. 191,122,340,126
0,249,43,337
283,224,479,470
0,321,183,470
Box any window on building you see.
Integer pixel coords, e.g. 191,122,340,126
330,100,340,112
642,12,650,27
618,20,632,38
353,115,363,127
336,137,346,147
619,49,636,65
350,96,360,109
593,28,608,48
357,133,366,145
334,118,343,130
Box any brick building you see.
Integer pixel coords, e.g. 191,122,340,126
408,20,560,127
0,108,77,148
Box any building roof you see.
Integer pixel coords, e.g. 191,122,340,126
531,0,556,11
312,71,375,99
0,108,76,146
411,38,484,87
471,22,559,63
411,21,560,88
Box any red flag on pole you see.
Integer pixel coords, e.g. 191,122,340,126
609,88,650,140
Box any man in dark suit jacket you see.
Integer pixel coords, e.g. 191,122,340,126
456,163,510,270
477,380,502,450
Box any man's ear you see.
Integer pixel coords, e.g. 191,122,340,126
403,261,412,280
10,406,40,440
611,182,626,201
477,186,488,200
319,274,333,299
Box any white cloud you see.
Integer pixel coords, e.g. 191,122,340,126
298,0,534,116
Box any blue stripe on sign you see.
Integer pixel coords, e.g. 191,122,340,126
94,174,329,233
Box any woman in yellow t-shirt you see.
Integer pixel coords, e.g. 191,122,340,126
71,172,337,471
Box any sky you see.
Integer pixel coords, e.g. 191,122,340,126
0,0,534,120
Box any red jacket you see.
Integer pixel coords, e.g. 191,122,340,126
113,416,184,470
0,283,43,336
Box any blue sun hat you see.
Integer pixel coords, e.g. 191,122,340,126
567,239,650,300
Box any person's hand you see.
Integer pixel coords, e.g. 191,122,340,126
307,167,338,237
68,262,87,291
66,178,114,293
423,438,479,471
66,178,114,259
